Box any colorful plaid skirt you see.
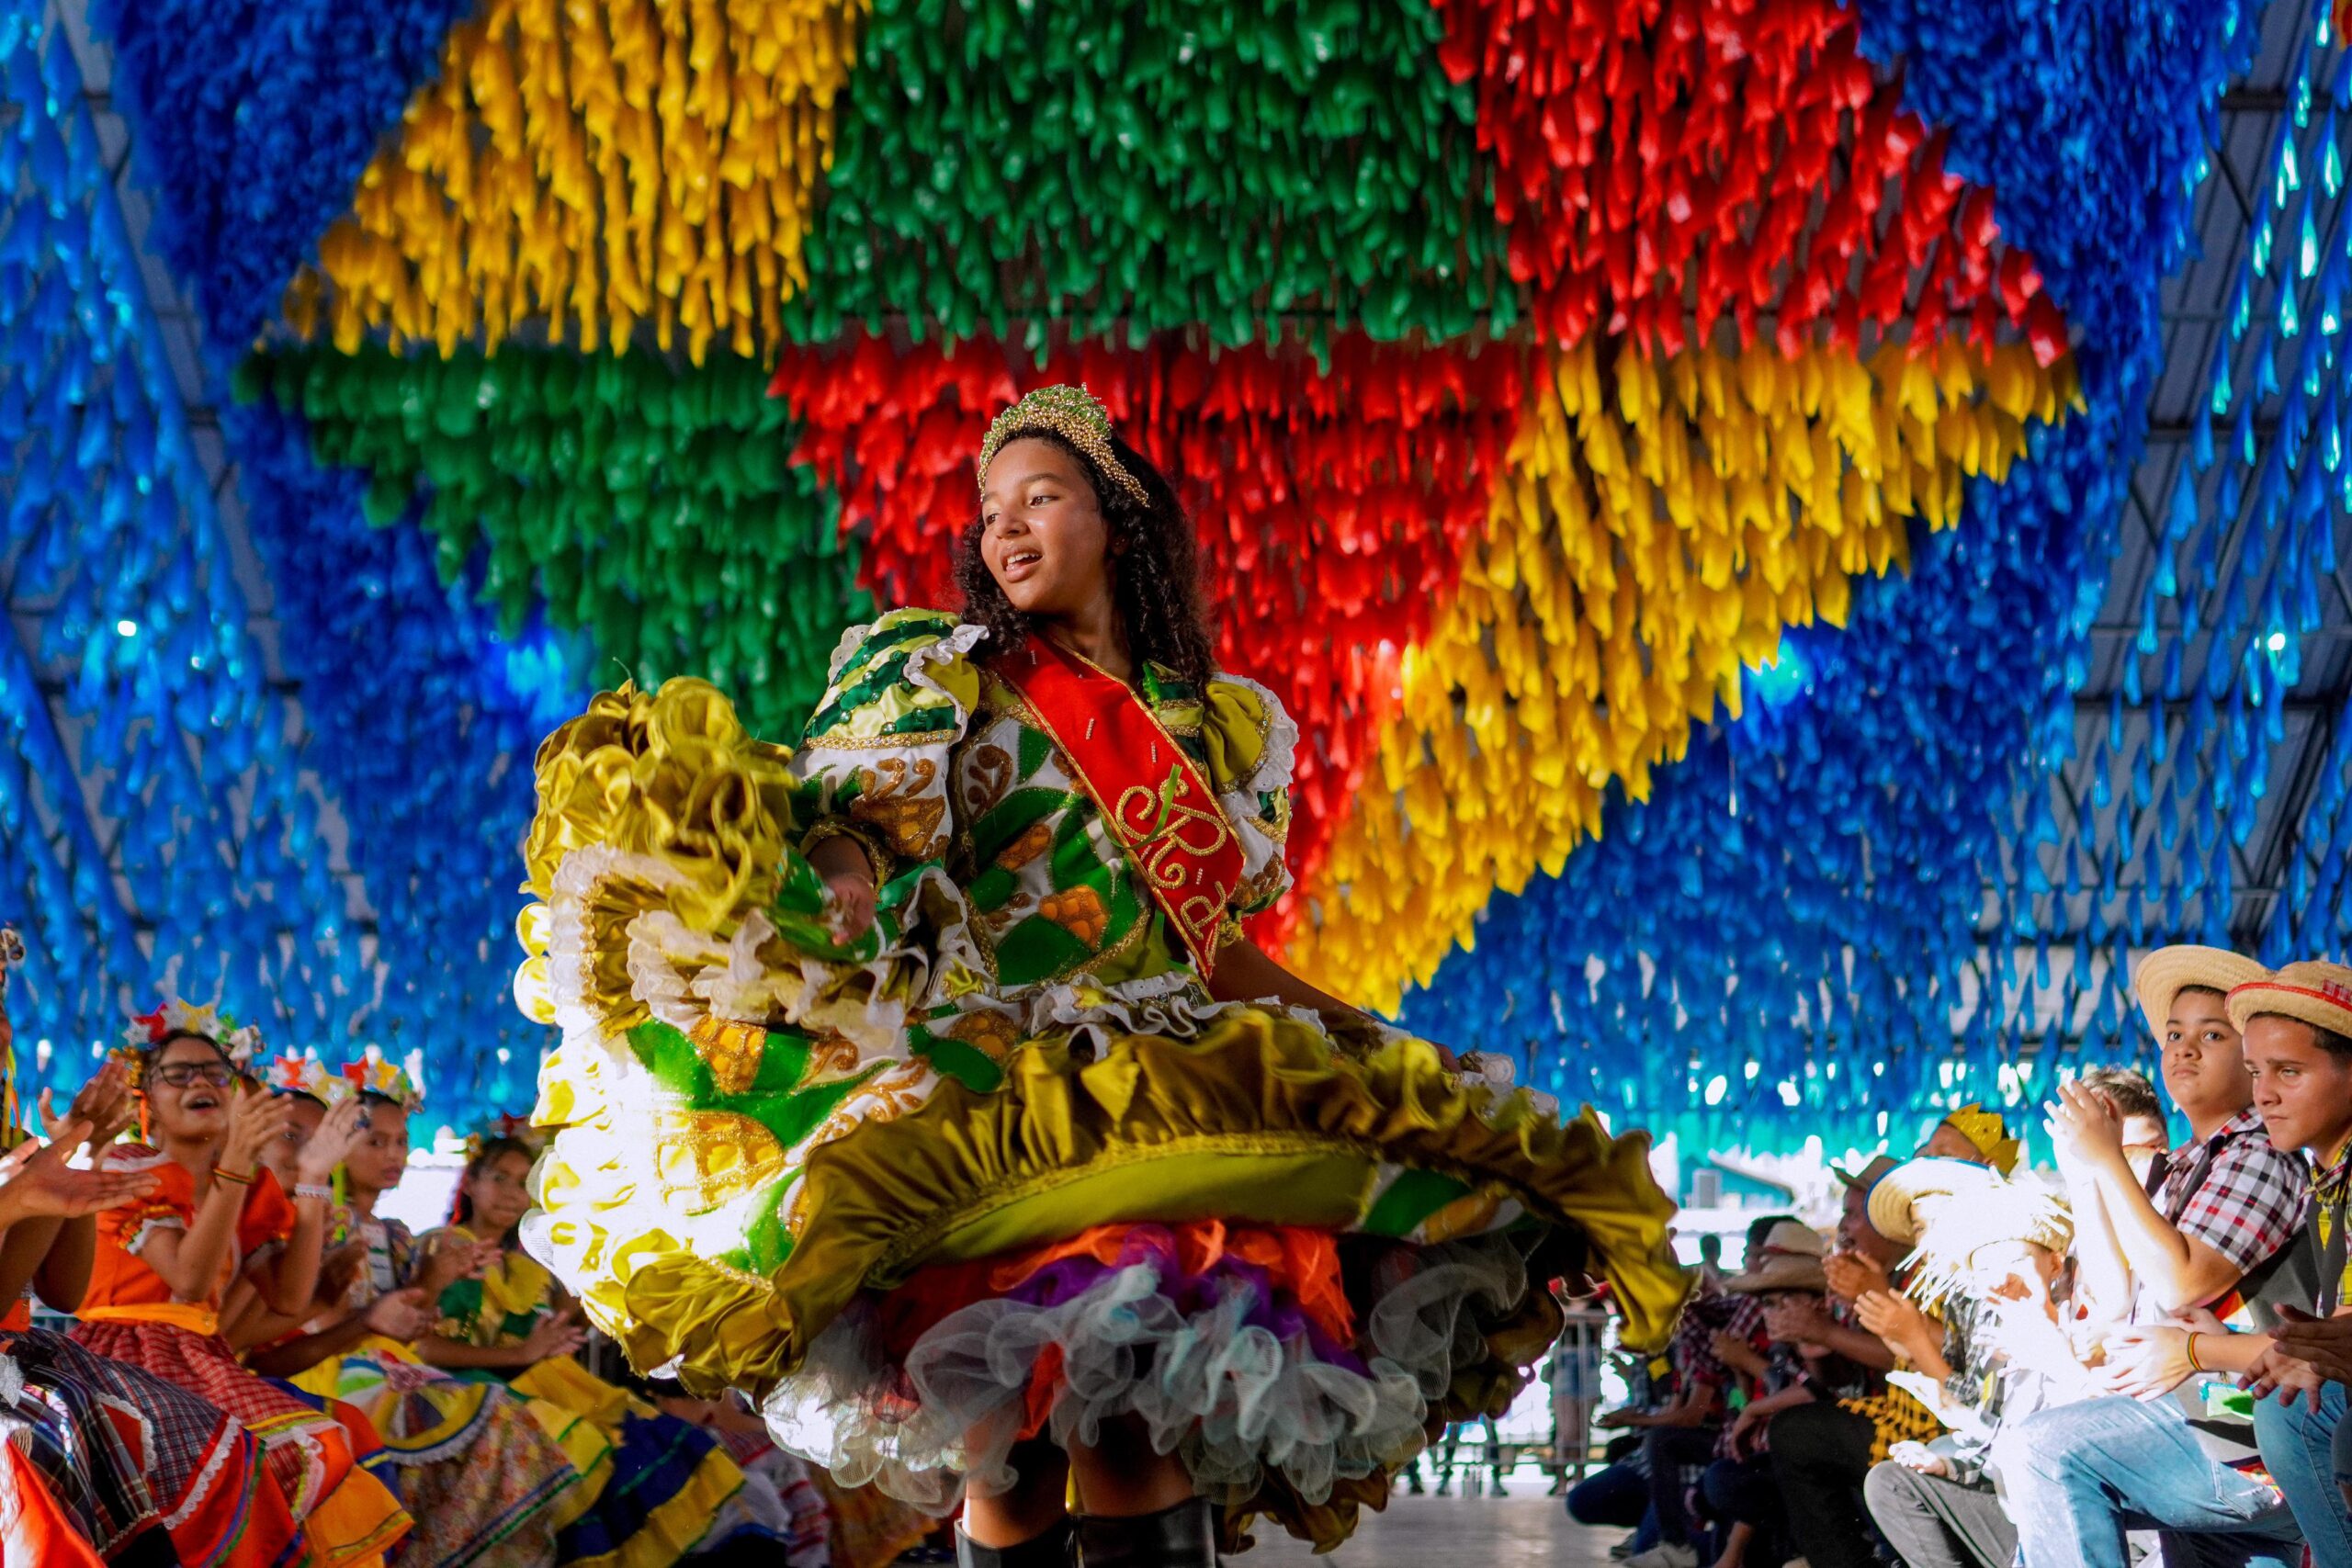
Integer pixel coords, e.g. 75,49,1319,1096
4,1325,293,1567
71,1317,411,1566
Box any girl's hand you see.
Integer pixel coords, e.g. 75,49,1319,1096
40,1062,136,1151
363,1287,436,1344
2099,1325,2196,1400
416,1237,500,1300
297,1099,369,1188
219,1089,292,1179
822,869,876,942
0,1122,158,1222
518,1305,588,1362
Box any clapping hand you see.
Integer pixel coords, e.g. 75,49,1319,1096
2044,1081,2126,1174
362,1287,437,1344
0,1119,158,1224
2264,1306,2352,1391
1824,1250,1891,1303
519,1304,589,1362
415,1236,500,1302
1763,1298,1834,1346
219,1089,294,1180
296,1100,369,1188
39,1062,136,1153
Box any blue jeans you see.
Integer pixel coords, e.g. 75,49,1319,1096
1992,1395,2300,1568
2252,1381,2352,1568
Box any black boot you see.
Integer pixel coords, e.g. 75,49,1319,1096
1073,1499,1217,1568
956,1517,1073,1568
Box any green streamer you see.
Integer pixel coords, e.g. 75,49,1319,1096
788,0,1510,350
248,346,874,738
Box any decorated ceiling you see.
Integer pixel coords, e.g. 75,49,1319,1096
1,0,2341,1147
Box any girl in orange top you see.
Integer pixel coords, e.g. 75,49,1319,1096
73,1021,413,1567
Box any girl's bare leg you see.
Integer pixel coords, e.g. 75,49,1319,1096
963,1438,1070,1549
1069,1416,1195,1517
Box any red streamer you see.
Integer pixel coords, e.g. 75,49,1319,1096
1433,0,2062,364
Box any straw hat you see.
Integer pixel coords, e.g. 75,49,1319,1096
1724,1220,1829,1294
2225,960,2352,1040
1865,1156,2072,1310
2133,945,2267,1040
1834,1154,1901,1192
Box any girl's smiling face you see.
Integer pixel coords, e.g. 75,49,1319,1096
978,437,1113,621
465,1149,535,1234
146,1035,237,1140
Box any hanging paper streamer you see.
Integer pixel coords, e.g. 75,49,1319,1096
0,13,350,1104
89,0,469,352
1391,0,2271,1148
226,391,585,1125
1294,337,2080,1007
293,0,863,364
1434,0,2065,362
258,346,872,738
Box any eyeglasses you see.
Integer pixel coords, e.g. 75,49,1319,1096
153,1062,234,1089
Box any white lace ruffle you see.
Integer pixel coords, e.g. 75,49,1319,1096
760,1234,1532,1516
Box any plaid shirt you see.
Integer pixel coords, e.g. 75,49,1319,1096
2135,1106,2306,1320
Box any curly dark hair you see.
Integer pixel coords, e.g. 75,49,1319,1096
955,429,1216,692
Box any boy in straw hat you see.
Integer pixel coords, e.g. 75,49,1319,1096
1993,946,2306,1568
2177,960,2352,1564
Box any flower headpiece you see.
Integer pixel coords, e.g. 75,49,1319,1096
117,994,260,1090
976,385,1150,508
340,1049,425,1113
1939,1103,2021,1176
265,1051,353,1108
462,1112,544,1163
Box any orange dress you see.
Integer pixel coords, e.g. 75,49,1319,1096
73,1147,412,1566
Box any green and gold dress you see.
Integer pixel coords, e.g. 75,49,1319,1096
515,608,1685,1549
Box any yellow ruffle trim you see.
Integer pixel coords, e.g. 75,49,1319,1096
538,1008,1686,1399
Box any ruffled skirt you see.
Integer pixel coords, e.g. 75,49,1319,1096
293,1337,583,1567
763,1220,1562,1549
481,1355,744,1568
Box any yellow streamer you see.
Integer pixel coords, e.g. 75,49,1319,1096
286,0,864,365
1288,338,2079,1012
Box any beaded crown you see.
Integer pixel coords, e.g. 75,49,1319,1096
976,385,1149,508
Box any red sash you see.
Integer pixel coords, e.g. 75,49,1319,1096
993,635,1245,976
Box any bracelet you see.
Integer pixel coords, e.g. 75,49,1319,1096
293,1183,333,1202
2185,1332,2205,1374
212,1166,254,1188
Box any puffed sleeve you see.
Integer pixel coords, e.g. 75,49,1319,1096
792,608,988,879
1197,673,1299,920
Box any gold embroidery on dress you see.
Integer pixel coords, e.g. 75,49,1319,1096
1039,886,1112,950
962,744,1015,815
687,1015,767,1097
942,1008,1023,1064
655,1109,786,1212
795,1032,862,1089
995,820,1054,873
851,757,947,858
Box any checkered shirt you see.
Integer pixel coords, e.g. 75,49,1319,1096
2139,1106,2307,1316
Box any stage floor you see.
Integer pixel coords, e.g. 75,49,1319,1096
1248,1490,1620,1565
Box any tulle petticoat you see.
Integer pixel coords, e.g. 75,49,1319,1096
762,1224,1532,1517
